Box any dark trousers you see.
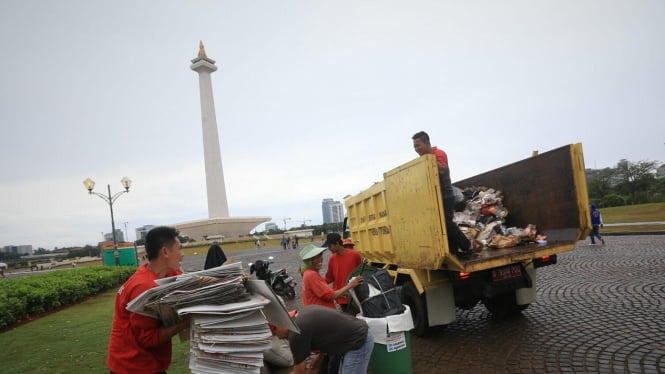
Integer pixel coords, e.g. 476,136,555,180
444,196,470,253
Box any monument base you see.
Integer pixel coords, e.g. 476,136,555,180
173,216,271,241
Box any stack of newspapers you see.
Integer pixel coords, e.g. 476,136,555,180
126,262,298,374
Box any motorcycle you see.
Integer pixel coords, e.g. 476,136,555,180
249,256,297,300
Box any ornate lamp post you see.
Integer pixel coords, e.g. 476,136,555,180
83,177,132,265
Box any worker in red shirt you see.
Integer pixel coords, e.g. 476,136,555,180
324,233,363,313
412,131,472,258
107,226,189,374
299,244,362,309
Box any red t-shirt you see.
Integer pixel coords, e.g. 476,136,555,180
107,264,182,374
325,249,362,305
432,146,453,197
301,269,335,309
432,146,449,168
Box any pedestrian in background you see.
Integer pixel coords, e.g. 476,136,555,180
590,203,606,245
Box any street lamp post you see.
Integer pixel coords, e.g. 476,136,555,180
83,177,132,265
282,217,291,232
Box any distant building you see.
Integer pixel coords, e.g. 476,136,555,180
285,229,314,238
135,225,156,241
104,229,125,243
322,198,344,224
264,222,279,231
2,245,33,255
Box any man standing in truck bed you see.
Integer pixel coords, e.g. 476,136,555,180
412,131,472,258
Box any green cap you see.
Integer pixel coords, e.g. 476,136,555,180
299,244,327,260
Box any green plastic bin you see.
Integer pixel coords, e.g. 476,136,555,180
369,329,413,373
357,305,414,374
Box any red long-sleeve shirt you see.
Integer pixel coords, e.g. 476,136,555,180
301,269,336,309
107,264,181,374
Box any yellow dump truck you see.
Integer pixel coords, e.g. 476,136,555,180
344,144,591,336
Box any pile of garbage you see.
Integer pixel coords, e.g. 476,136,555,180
453,186,547,250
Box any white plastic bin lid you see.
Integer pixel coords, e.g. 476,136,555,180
358,305,414,345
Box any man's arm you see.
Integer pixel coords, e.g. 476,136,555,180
158,316,190,343
332,276,363,300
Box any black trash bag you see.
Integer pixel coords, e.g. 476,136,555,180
353,268,405,318
204,244,227,270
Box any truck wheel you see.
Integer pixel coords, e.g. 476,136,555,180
401,281,428,336
482,292,529,318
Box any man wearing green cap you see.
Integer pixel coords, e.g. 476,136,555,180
299,244,363,309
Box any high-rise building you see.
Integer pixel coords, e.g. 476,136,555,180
264,222,279,232
2,245,33,255
135,225,155,241
104,229,125,243
322,198,344,224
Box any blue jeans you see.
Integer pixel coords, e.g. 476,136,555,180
590,224,603,244
339,331,374,374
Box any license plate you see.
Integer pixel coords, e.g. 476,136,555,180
283,276,293,284
492,265,522,282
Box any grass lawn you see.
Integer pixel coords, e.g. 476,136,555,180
600,202,665,233
0,289,191,374
601,202,665,223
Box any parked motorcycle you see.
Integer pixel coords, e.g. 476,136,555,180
249,256,296,300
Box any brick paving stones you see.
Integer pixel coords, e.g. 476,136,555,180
182,235,665,373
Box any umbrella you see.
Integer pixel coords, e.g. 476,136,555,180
0,262,7,268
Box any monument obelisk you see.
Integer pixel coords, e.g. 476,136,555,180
174,42,270,240
191,41,229,218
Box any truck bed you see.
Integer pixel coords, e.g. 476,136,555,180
345,144,591,273
453,240,575,272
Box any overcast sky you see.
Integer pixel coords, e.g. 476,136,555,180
1,1,664,249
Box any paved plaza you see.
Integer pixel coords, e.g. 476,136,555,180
182,234,665,373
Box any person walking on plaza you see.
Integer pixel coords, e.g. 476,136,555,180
323,233,363,313
299,244,363,309
412,131,472,257
288,305,374,374
107,226,190,374
589,203,606,245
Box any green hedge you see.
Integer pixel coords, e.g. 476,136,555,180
0,266,135,329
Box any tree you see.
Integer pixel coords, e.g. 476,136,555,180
587,167,616,204
614,160,659,204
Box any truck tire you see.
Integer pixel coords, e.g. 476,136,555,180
482,292,529,318
401,281,428,336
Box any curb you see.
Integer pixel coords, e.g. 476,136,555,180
603,231,665,236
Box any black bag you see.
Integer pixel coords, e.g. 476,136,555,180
354,268,405,318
